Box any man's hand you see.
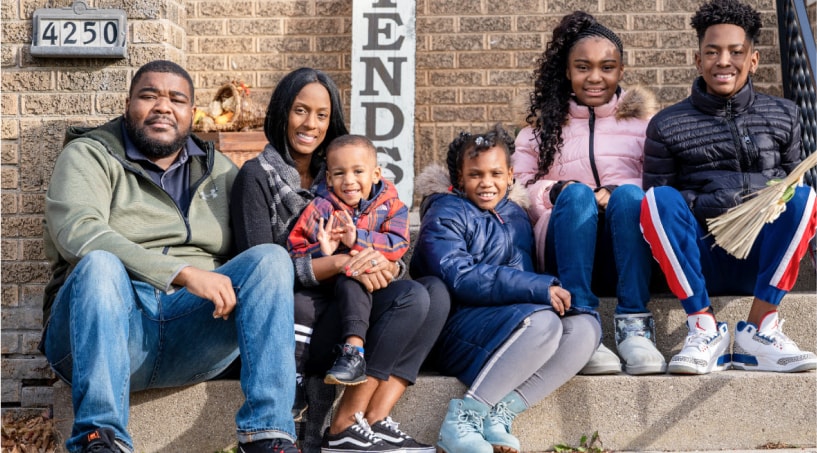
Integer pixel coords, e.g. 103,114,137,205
173,266,236,320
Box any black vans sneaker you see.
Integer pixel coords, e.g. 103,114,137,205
238,438,300,453
370,416,435,452
320,412,399,452
324,344,367,385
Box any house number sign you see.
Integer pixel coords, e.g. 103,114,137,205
31,0,127,58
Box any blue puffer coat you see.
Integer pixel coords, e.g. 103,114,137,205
410,164,597,385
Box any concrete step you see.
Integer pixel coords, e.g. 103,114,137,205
52,294,817,453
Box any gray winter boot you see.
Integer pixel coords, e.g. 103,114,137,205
614,312,667,375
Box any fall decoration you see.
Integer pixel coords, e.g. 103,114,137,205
193,80,264,132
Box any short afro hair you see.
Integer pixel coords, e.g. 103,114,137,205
691,0,762,45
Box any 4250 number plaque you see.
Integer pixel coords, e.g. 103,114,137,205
32,0,127,58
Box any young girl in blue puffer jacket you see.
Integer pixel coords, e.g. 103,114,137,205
410,124,601,453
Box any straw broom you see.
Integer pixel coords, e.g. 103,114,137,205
706,151,817,259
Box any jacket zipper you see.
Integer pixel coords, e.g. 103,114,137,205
724,99,750,194
588,108,601,188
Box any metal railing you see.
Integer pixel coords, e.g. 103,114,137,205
776,0,817,188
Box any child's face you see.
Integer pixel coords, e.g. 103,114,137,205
326,144,381,208
459,145,513,211
566,37,623,107
695,23,759,98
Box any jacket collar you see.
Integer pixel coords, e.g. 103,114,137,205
690,76,755,117
569,87,621,120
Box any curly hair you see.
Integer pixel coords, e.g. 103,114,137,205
525,11,623,187
691,0,762,45
446,123,515,189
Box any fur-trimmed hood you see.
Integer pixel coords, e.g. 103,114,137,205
614,85,658,121
414,163,530,214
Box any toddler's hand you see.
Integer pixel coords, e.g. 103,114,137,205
317,216,340,256
333,210,357,248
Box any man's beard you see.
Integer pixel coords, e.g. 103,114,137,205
124,112,190,159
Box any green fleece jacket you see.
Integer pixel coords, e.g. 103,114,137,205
42,116,238,323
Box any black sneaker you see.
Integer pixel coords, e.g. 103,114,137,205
292,379,308,422
81,428,126,453
238,438,300,453
320,412,400,452
324,344,368,385
370,417,435,452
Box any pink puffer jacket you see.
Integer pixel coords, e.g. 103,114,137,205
512,86,657,270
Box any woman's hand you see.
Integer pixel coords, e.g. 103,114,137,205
345,248,391,277
352,268,395,292
549,285,571,316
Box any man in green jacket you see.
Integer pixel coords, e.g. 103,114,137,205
41,60,299,453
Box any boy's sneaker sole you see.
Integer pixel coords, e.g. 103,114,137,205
667,354,731,374
731,352,817,372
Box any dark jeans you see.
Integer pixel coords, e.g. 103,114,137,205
335,275,373,342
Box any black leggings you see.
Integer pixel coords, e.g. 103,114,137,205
294,276,450,383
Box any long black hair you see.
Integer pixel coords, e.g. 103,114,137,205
263,68,349,177
525,11,623,186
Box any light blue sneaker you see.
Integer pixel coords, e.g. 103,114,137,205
437,398,493,453
483,391,526,453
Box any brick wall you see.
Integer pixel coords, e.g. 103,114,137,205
1,0,785,415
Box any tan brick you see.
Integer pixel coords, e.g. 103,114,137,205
21,285,46,309
2,193,18,215
622,68,660,86
196,71,257,89
1,45,17,67
428,1,481,15
199,37,255,54
316,0,351,16
2,240,19,261
431,34,484,51
23,93,92,115
753,65,779,84
461,87,514,104
229,18,284,35
21,239,44,261
484,0,542,14
58,69,129,92
20,194,45,215
133,19,173,44
604,0,658,12
0,356,52,380
633,14,688,31
1,216,43,238
256,1,310,17
1,21,31,44
2,93,19,116
285,18,343,35
1,0,19,20
19,119,82,192
21,332,43,355
194,1,254,18
19,0,69,19
2,285,19,308
428,70,483,87
489,70,533,86
663,0,706,12
1,71,52,91
547,0,600,13
517,15,562,33
432,105,486,122
656,86,691,106
1,142,18,164
488,105,515,125
233,54,285,72
316,36,351,53
21,386,53,407
259,37,310,53
631,49,688,67
662,67,696,85
0,307,42,331
657,31,697,49
619,32,659,49
458,52,512,69
460,16,512,32
1,165,18,189
2,119,19,140
488,33,542,51
516,51,542,69
593,15,629,31
287,54,341,72
1,379,21,403
187,55,226,72
417,53,455,70
188,19,226,36
1,333,20,354
418,17,455,34
97,93,128,115
126,44,184,67
1,262,50,286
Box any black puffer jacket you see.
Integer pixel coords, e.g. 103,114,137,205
643,77,802,228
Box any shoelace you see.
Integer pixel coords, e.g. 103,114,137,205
685,327,719,350
456,409,485,436
351,412,383,443
489,401,517,430
381,416,410,439
758,319,796,348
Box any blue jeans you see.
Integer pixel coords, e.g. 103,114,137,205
546,183,652,313
44,244,296,453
